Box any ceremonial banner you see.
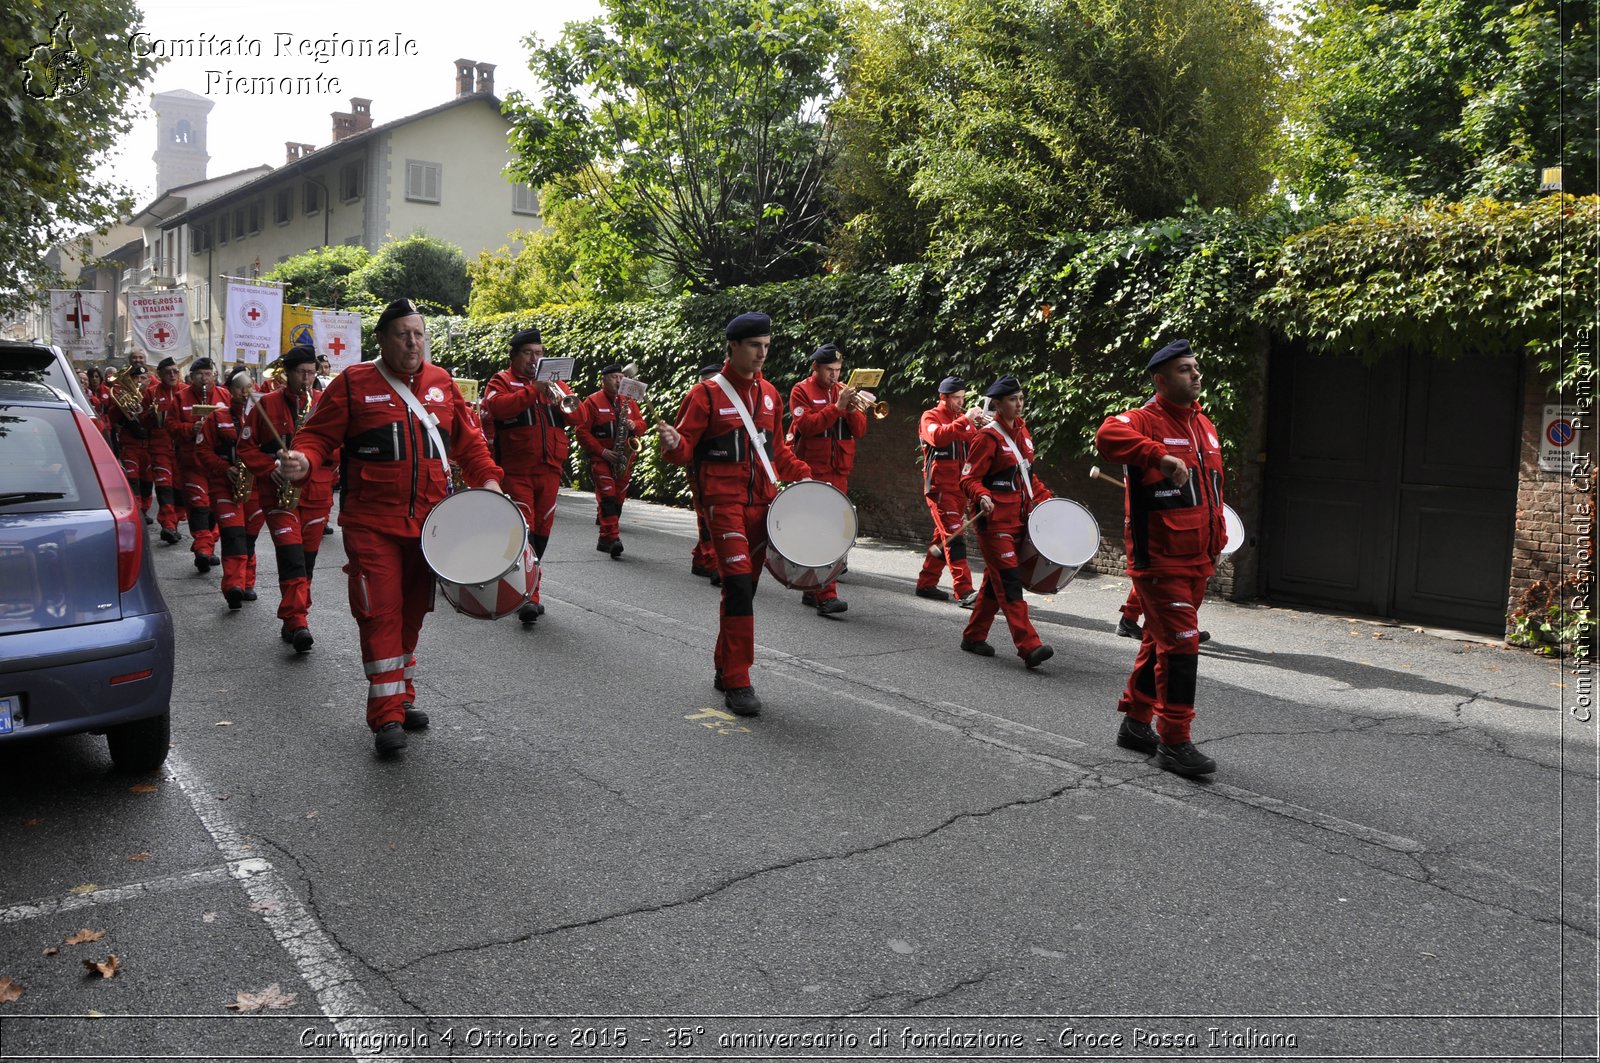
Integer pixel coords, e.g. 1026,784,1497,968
281,304,315,351
48,290,107,361
311,310,362,373
223,280,283,366
127,290,191,360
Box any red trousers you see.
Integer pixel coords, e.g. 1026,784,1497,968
589,458,630,540
690,484,717,573
706,500,771,689
148,439,179,530
1117,573,1208,744
213,481,265,598
502,467,563,605
916,487,974,597
264,493,334,629
961,504,1043,657
341,523,435,731
120,441,154,510
179,452,218,556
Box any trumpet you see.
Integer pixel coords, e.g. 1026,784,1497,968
965,398,994,426
540,378,581,414
848,389,890,419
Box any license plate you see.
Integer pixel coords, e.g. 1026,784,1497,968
0,694,16,735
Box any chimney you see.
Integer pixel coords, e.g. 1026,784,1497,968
350,98,373,133
455,58,476,97
285,142,317,162
474,62,496,97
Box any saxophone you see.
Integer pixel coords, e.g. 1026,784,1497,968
610,399,631,479
274,398,313,510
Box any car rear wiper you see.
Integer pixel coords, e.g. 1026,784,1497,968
0,492,66,506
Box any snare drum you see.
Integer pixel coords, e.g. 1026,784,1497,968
764,480,857,590
1017,498,1100,594
1222,503,1245,556
421,489,539,620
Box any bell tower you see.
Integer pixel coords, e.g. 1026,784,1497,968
151,88,214,195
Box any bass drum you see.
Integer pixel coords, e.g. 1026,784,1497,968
1017,497,1101,594
765,480,857,590
421,489,539,620
1222,503,1245,556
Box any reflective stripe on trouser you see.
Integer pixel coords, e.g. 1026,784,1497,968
342,523,435,730
707,501,769,689
503,467,562,604
803,471,847,603
916,488,973,596
265,498,332,627
590,460,629,539
1117,573,1207,744
180,456,218,554
213,485,265,596
961,505,1041,656
1119,585,1142,623
149,442,179,529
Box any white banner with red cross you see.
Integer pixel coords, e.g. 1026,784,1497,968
127,289,192,360
222,279,284,367
311,309,363,374
48,290,108,361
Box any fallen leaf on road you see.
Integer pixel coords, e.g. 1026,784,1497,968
128,784,158,794
201,912,217,924
128,852,150,862
22,818,41,828
304,809,318,819
87,1009,104,1018
1553,681,1567,688
65,929,106,945
67,884,97,896
42,947,59,956
215,720,234,727
0,977,23,1003
1371,632,1388,639
82,954,119,979
226,983,298,1011
248,900,279,914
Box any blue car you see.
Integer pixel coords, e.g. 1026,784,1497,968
0,377,175,771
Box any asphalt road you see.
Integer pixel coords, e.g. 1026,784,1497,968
2,489,1596,1062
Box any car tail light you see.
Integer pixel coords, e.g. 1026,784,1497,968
72,409,144,593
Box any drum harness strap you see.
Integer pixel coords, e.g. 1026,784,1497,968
710,373,779,487
984,421,1033,502
375,360,453,490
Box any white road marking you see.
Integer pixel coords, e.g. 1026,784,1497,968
0,863,244,925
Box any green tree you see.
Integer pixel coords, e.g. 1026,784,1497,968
505,0,845,292
352,232,471,313
1280,0,1597,208
262,244,373,308
1,1,162,315
828,0,1285,264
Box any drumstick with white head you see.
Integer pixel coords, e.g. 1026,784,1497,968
1088,465,1125,489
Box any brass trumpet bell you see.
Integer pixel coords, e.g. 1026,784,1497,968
851,391,890,419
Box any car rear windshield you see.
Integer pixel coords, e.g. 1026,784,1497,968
0,403,102,512
0,349,73,396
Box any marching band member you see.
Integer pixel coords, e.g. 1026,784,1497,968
86,366,112,446
177,358,222,572
685,363,723,584
657,313,812,717
107,362,155,522
277,299,503,757
575,364,647,558
480,327,582,625
785,343,866,615
239,346,336,654
145,357,189,543
958,375,1055,669
915,376,986,607
197,367,267,609
1095,339,1227,777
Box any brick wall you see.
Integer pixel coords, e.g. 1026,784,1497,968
1509,358,1596,625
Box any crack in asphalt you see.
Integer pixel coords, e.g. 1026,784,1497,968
453,700,639,808
379,783,1087,976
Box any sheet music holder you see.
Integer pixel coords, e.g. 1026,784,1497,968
617,377,648,403
846,368,884,389
534,356,576,382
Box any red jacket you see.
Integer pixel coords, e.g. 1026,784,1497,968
480,369,586,474
1095,394,1227,576
575,389,647,463
787,375,867,479
240,387,338,506
292,361,502,535
662,367,811,506
919,404,982,495
176,382,226,461
960,418,1052,512
143,381,185,453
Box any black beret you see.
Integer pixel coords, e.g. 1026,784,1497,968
938,375,965,394
1146,338,1192,372
699,363,723,379
725,312,772,341
509,327,541,350
600,363,624,376
983,375,1022,399
279,345,317,371
190,357,214,372
127,364,148,377
809,343,841,365
156,357,176,370
376,298,422,333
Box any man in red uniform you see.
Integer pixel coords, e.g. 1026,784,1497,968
278,299,504,756
239,346,337,653
685,363,723,584
959,375,1055,670
176,358,223,572
1095,338,1228,777
146,357,187,542
915,375,988,608
657,312,812,716
196,367,267,609
785,343,867,615
480,328,582,625
107,363,154,517
576,363,647,558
